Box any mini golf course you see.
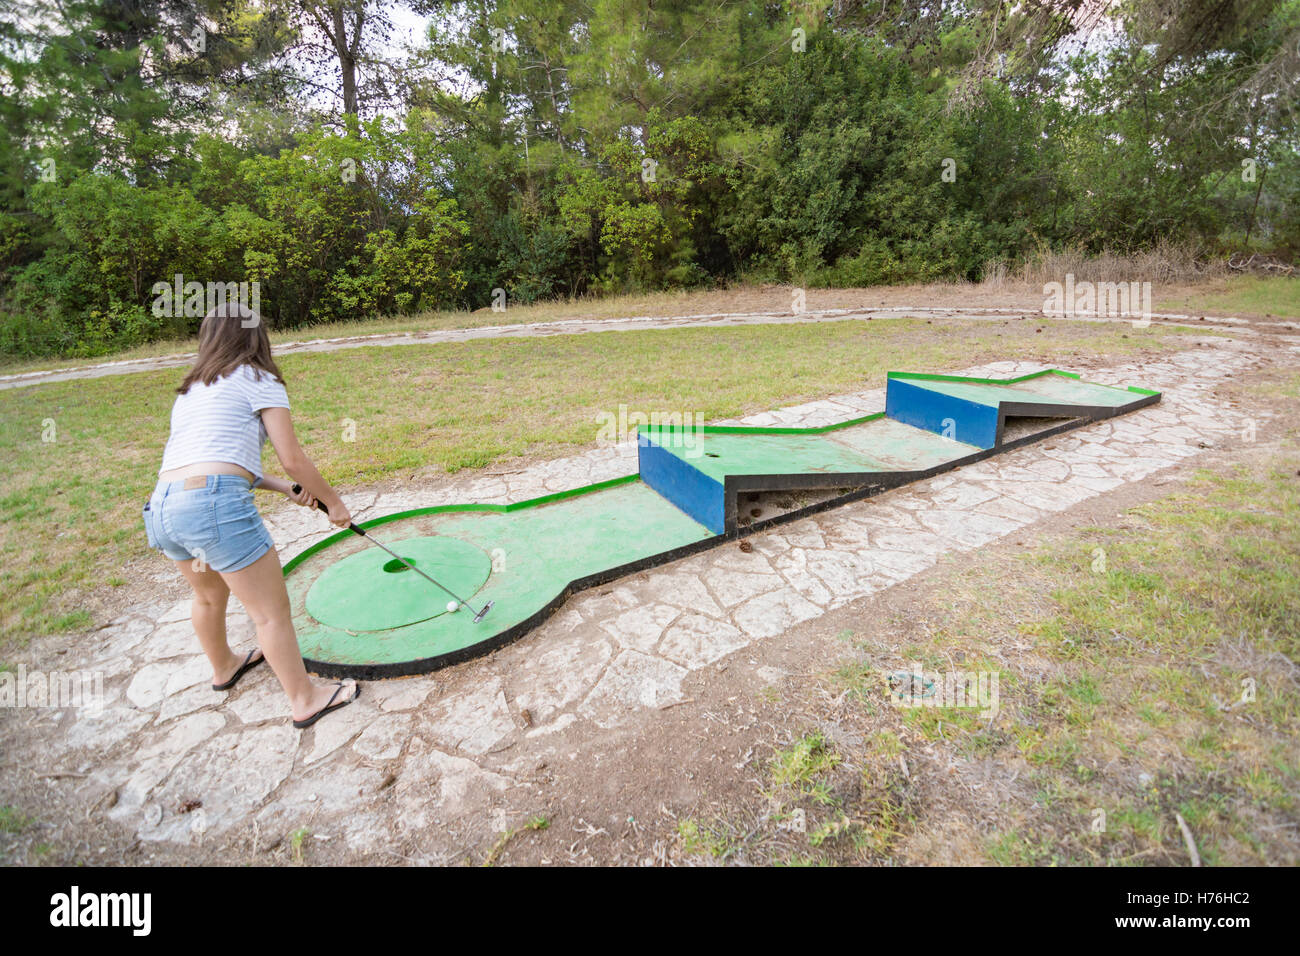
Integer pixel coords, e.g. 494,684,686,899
286,368,1160,678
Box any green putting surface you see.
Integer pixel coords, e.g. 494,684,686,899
286,478,715,674
894,374,1141,409
1006,373,1147,406
826,417,982,469
641,415,980,483
305,535,493,631
284,366,1161,677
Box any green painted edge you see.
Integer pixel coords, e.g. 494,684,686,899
637,412,885,438
281,472,642,575
887,367,1160,397
639,371,1159,443
887,368,1075,386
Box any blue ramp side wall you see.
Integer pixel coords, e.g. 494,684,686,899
885,378,1000,450
637,433,727,536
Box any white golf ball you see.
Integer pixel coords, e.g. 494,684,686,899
446,600,460,613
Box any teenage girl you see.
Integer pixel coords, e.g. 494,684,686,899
143,303,361,727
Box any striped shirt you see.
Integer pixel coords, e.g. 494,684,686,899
160,364,290,481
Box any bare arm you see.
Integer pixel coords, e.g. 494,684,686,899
254,474,318,509
261,407,351,527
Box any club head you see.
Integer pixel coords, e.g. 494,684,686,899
472,600,495,624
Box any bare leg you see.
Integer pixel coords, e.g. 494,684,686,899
218,548,356,722
175,559,255,686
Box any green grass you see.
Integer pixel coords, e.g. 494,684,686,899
0,282,938,376
1024,463,1300,665
797,418,1299,865
767,732,842,796
0,806,33,833
288,826,309,865
481,815,549,866
986,829,1059,866
774,853,831,867
0,316,1188,645
1156,275,1300,318
758,729,913,859
0,288,729,376
676,818,735,859
962,451,1300,863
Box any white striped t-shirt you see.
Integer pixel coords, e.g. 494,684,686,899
160,364,291,481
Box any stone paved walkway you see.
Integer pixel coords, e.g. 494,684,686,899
5,331,1296,856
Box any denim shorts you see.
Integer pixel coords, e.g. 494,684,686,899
143,474,275,573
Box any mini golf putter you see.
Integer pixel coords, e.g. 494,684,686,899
291,484,495,624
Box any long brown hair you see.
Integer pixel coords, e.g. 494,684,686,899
177,303,285,394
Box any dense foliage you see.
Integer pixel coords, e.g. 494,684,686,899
1,0,1296,356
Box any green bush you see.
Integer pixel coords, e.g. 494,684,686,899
74,300,170,357
1,10,1295,360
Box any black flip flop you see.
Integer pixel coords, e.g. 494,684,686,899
212,649,265,691
293,681,361,729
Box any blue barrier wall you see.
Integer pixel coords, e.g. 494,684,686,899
885,378,1000,449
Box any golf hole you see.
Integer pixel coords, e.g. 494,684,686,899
305,536,492,632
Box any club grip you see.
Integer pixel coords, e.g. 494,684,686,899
290,483,330,514
291,484,365,536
